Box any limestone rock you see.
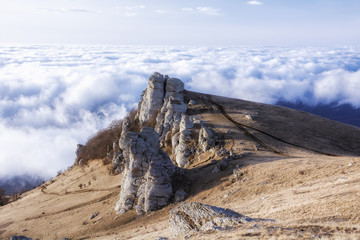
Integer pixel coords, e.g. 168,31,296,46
172,115,194,167
188,99,196,106
169,202,256,237
137,72,166,124
155,78,187,147
115,127,176,215
212,157,229,173
111,151,125,174
198,125,216,152
75,144,85,164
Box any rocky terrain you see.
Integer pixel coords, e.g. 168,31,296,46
1,73,360,239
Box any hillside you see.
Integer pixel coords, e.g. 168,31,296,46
1,73,360,239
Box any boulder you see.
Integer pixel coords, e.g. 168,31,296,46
188,99,196,106
198,125,216,152
169,202,256,237
115,127,176,215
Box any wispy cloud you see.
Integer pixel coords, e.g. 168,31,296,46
125,5,145,10
122,5,145,17
125,12,137,17
155,9,168,14
182,7,222,16
181,8,194,12
37,8,95,14
247,1,264,5
196,7,222,16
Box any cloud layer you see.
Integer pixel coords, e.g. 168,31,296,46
0,45,359,179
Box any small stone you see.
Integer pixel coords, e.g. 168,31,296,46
216,147,227,157
78,159,86,166
90,211,99,219
223,191,231,198
10,237,32,240
188,100,196,106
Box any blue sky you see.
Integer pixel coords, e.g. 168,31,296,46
1,0,360,45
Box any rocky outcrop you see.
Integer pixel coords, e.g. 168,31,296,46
136,72,166,124
198,125,216,152
172,115,194,167
135,72,199,167
169,202,257,237
75,144,84,164
115,127,176,215
111,139,125,174
155,77,187,147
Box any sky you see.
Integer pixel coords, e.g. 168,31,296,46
0,0,360,45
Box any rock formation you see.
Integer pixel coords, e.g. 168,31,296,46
135,72,200,167
114,73,219,215
198,125,216,152
136,72,166,124
115,127,176,215
75,144,84,164
169,202,257,237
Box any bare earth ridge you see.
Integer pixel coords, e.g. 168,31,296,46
1,89,360,239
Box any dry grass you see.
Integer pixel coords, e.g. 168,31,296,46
76,109,143,165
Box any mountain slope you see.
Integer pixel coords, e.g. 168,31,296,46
1,76,360,239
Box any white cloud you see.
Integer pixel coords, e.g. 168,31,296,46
125,12,137,17
155,9,168,14
125,5,145,10
37,8,95,13
0,45,360,180
181,7,222,16
196,7,222,16
181,8,194,12
247,1,264,5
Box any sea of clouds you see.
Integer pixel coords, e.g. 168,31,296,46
1,45,360,180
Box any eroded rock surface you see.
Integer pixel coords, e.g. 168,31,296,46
135,72,201,167
115,127,176,215
169,202,257,237
198,125,216,152
155,77,187,147
136,72,166,124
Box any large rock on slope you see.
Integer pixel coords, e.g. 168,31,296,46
115,127,176,215
169,202,257,237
